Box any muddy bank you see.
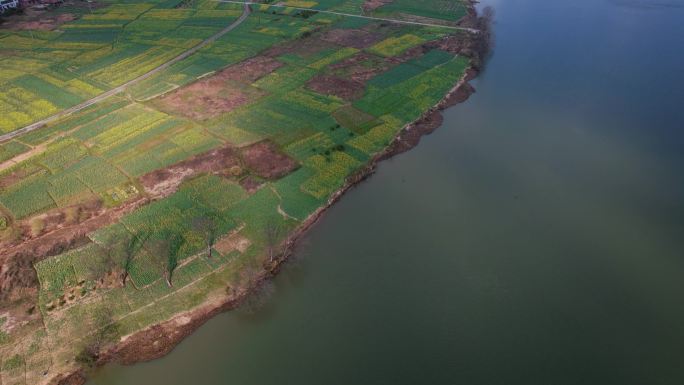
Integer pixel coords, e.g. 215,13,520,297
381,70,477,160
50,371,87,385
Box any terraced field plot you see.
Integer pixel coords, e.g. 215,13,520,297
0,1,477,384
0,0,243,134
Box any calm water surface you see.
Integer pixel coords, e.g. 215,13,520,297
88,0,684,384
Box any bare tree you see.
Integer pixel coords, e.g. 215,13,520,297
148,232,185,287
192,214,219,258
147,237,169,285
165,233,185,287
86,231,147,286
119,231,149,287
86,246,117,284
264,221,283,263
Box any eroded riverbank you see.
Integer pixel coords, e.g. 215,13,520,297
86,0,684,384
56,62,480,385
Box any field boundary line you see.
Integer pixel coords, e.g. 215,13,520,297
0,3,251,144
213,0,479,32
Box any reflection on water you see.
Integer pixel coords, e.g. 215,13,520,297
88,0,684,384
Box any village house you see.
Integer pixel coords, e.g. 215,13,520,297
1,0,64,13
0,0,19,13
20,0,63,5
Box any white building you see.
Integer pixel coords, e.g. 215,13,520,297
0,0,19,13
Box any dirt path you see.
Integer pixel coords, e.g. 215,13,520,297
0,143,46,173
215,0,480,32
0,3,251,144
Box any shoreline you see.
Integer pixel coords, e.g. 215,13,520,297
49,65,479,385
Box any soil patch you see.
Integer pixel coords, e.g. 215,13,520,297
0,198,105,255
319,29,383,49
215,232,251,255
329,51,393,83
52,371,86,385
263,37,334,59
424,35,470,55
332,105,378,134
156,86,251,120
155,56,281,120
306,75,365,101
212,56,283,83
0,165,43,190
0,143,47,176
4,13,76,30
239,175,263,193
2,12,76,31
388,44,430,64
241,141,298,180
24,199,103,238
140,145,240,199
363,0,393,12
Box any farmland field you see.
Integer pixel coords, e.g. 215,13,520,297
0,0,480,384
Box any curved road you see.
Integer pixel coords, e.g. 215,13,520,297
0,3,251,143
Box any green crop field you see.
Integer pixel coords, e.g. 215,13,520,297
0,0,476,382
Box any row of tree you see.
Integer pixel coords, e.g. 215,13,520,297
76,217,289,369
89,215,220,288
76,216,222,368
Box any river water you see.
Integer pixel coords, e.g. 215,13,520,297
88,0,684,384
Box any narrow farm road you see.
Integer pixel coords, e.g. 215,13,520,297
214,0,480,32
0,3,251,144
